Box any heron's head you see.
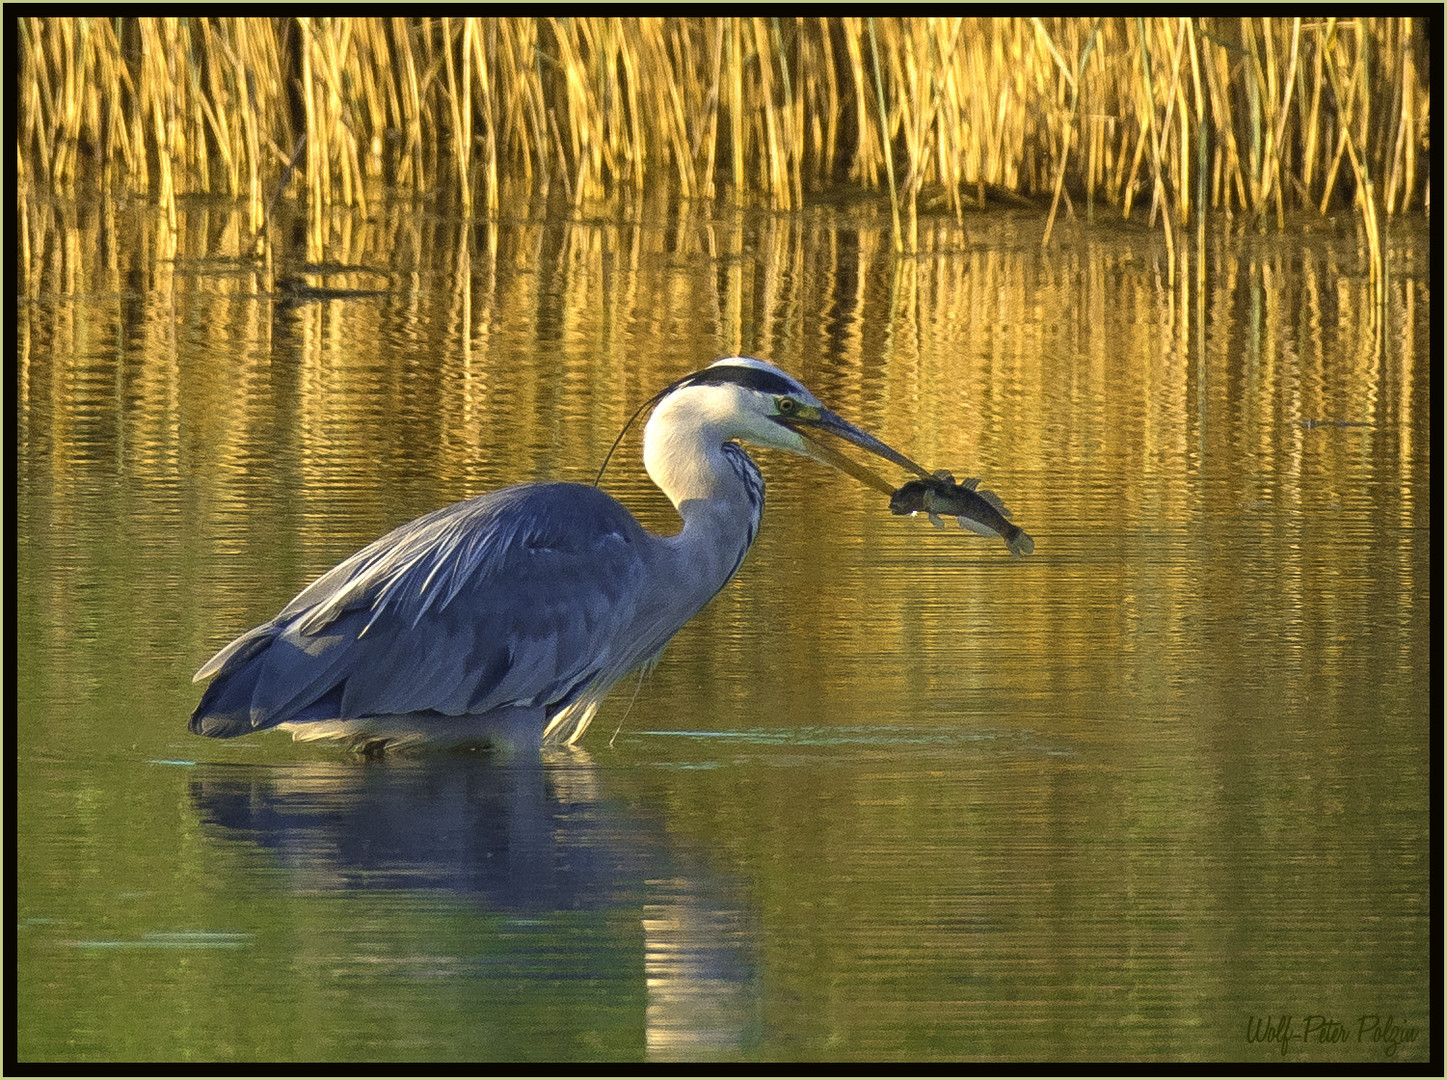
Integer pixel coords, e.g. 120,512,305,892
643,357,929,495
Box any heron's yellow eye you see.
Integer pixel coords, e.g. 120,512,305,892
775,396,798,415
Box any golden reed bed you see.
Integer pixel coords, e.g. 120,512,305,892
18,17,1427,262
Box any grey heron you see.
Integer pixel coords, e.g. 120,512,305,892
191,357,930,753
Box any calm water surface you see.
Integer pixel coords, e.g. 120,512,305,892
17,197,1430,1063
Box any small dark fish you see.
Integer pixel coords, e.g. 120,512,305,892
890,471,1035,557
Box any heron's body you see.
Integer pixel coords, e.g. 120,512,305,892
191,358,927,753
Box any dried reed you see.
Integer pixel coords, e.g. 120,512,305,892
18,17,1428,257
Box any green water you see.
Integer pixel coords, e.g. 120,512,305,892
17,200,1431,1063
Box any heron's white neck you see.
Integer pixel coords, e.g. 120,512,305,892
642,394,765,607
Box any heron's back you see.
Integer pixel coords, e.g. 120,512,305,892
190,482,660,747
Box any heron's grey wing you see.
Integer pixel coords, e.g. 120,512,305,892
191,483,653,735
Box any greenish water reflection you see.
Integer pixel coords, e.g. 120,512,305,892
17,199,1430,1062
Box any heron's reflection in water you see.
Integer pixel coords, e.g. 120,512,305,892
189,751,760,1060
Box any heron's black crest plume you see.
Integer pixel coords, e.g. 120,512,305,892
594,386,669,488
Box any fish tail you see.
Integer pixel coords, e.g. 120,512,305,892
1004,526,1035,557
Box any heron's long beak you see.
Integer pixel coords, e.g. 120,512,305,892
780,408,932,495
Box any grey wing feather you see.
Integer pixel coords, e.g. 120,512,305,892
192,483,652,733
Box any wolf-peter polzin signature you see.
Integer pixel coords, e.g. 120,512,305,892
1245,1014,1420,1057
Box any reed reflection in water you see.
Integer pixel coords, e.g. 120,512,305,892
16,197,1430,1062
